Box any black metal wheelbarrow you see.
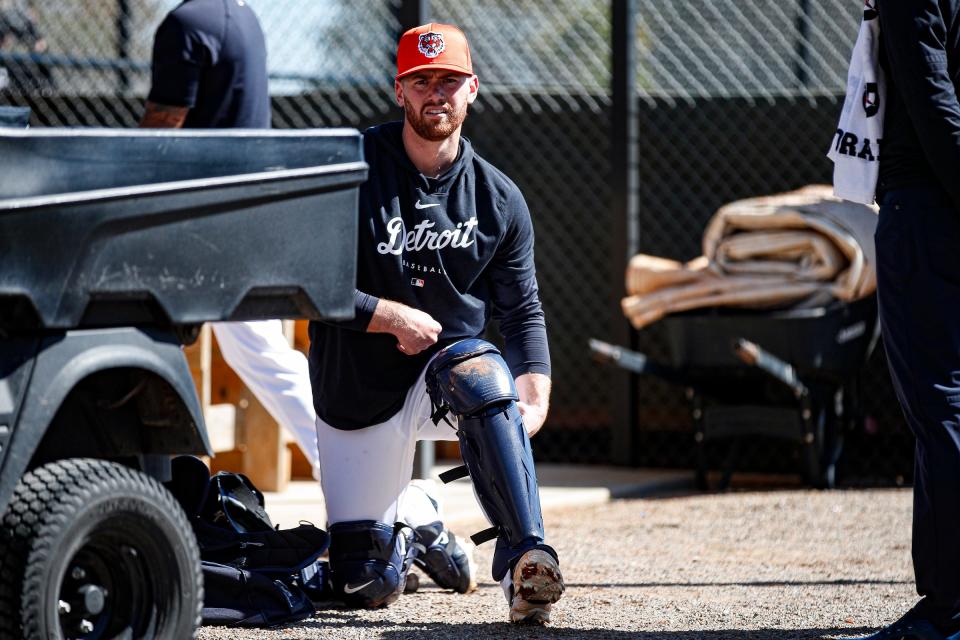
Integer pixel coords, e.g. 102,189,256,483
592,295,879,489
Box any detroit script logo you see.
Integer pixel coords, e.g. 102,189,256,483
377,216,479,255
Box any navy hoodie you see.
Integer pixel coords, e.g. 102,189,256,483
308,121,550,430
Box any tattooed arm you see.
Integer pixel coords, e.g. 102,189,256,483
139,101,189,128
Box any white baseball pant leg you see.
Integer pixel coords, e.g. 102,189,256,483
315,360,459,527
211,321,321,480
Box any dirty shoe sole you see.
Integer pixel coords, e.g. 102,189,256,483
509,549,564,625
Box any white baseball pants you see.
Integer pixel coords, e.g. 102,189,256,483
314,359,459,526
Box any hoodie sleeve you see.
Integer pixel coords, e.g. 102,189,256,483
487,187,551,379
320,289,379,331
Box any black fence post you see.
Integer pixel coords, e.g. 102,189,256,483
395,0,431,33
116,0,131,92
794,0,811,88
610,0,639,465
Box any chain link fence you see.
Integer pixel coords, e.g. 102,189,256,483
628,0,911,485
0,0,914,483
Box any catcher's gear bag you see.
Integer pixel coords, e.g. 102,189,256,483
426,338,557,581
201,561,315,627
328,520,417,608
164,456,328,626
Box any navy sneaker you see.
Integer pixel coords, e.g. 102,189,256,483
852,608,960,640
412,521,477,594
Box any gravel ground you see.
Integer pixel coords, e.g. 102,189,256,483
197,488,916,639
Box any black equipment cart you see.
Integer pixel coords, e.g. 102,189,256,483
592,295,879,489
0,126,366,639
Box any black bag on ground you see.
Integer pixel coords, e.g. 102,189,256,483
165,456,330,627
201,561,315,627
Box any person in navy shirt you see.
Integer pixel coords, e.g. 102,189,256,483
140,0,269,129
864,1,960,639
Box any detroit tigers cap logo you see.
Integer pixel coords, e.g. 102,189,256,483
418,32,446,58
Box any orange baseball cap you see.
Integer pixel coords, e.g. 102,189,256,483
396,23,474,80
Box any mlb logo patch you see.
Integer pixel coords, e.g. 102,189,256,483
411,278,425,287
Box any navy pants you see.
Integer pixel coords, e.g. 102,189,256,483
876,188,960,624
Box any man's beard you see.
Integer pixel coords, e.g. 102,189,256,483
403,100,468,142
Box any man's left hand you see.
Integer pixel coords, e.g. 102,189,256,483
517,401,547,438
515,372,551,438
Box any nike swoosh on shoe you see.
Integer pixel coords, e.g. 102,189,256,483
343,579,375,594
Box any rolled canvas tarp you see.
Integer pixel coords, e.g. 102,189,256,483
622,185,878,330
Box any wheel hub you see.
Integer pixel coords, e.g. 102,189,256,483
57,534,151,639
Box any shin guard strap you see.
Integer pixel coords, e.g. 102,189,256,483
439,465,469,484
470,526,499,545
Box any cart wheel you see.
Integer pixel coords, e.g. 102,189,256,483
0,458,202,639
802,404,841,489
819,436,842,490
821,462,837,490
694,429,711,491
802,443,823,488
695,467,709,491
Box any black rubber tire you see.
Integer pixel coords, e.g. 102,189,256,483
0,458,203,639
802,402,841,490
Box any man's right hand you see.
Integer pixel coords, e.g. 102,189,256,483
367,299,442,355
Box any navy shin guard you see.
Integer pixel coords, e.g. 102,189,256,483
459,402,550,579
427,339,555,581
328,521,416,608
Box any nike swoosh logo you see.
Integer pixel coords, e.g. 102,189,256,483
343,580,375,594
415,200,440,209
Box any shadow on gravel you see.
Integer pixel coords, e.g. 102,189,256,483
287,616,874,640
563,579,911,588
376,625,878,639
